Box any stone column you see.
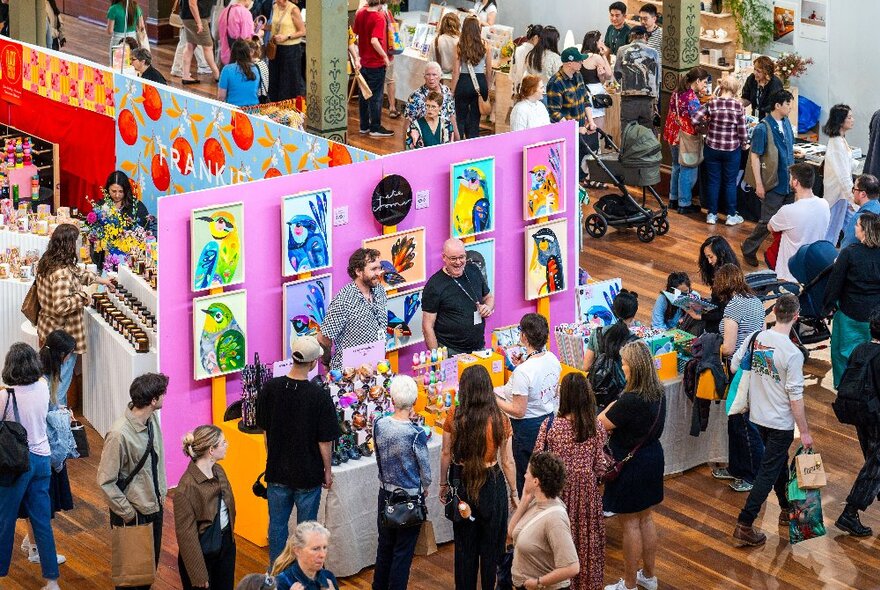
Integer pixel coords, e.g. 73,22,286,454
10,0,45,46
660,0,701,160
304,0,349,143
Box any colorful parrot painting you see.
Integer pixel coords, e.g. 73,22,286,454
194,210,240,290
529,227,565,295
380,235,417,287
453,166,492,236
199,302,246,375
527,145,562,218
287,192,329,272
387,292,421,350
289,279,327,338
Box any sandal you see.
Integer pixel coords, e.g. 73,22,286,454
389,110,402,119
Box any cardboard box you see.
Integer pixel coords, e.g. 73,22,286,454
458,352,505,387
653,351,678,381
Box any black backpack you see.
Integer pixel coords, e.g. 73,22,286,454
589,328,633,410
833,342,880,426
0,388,31,486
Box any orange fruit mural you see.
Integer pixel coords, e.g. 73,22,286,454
231,111,254,150
203,138,226,175
118,109,138,145
142,85,163,121
151,153,171,191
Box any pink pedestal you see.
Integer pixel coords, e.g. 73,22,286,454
8,164,39,201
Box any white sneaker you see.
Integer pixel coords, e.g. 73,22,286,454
726,214,744,226
706,213,718,225
28,546,66,565
637,569,658,590
197,68,214,75
605,579,636,590
20,535,31,555
603,510,617,518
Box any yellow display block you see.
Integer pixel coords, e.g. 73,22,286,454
219,419,268,547
653,351,678,381
458,352,505,387
560,364,587,381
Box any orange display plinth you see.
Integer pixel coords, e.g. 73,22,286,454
457,352,505,387
218,419,268,547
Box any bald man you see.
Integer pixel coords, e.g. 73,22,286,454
422,239,494,355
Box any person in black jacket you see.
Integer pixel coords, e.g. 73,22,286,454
104,170,154,232
741,55,784,120
130,48,167,85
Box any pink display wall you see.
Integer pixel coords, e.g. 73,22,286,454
157,120,579,483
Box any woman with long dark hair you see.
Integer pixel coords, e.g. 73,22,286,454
823,104,857,244
698,235,741,334
580,31,612,129
219,39,260,107
450,16,492,139
534,373,608,590
440,365,517,590
583,289,638,373
662,66,709,214
471,0,497,26
524,26,561,85
104,170,154,231
106,0,144,54
510,24,541,92
651,271,700,331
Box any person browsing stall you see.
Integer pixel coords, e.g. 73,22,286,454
603,1,631,57
841,174,880,250
317,248,388,370
422,239,494,356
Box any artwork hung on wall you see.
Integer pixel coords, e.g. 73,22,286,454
464,238,495,293
363,227,427,291
450,157,494,238
193,289,247,380
386,288,424,351
371,174,413,226
283,274,332,360
191,202,245,292
524,218,568,301
282,189,332,276
576,278,622,326
523,139,566,220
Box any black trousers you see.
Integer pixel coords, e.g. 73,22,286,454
847,423,880,511
454,71,487,140
737,425,792,526
373,490,422,590
453,466,508,590
178,527,236,590
110,508,163,590
268,43,305,102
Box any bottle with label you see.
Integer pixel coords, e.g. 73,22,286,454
12,184,19,209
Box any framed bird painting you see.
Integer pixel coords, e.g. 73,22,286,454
386,288,424,352
190,202,246,292
363,227,427,291
524,218,569,301
523,139,566,221
464,238,495,293
450,157,495,239
282,274,332,360
192,289,248,380
281,189,333,277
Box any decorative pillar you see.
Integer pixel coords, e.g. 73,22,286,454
10,0,45,46
305,0,349,142
660,0,701,161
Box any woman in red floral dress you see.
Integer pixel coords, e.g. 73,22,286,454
534,372,608,590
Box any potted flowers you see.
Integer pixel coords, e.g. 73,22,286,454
775,52,814,87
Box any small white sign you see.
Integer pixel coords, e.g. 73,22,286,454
415,190,430,210
333,206,349,226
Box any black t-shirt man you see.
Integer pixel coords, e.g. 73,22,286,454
255,376,340,489
422,262,490,354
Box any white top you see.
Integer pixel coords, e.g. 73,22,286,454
220,498,230,529
510,99,551,131
432,34,459,78
823,136,855,208
525,51,562,84
472,1,497,23
768,196,830,282
510,41,534,90
0,380,51,456
731,329,804,430
505,351,562,418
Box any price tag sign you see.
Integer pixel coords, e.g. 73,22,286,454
415,190,430,210
333,206,349,226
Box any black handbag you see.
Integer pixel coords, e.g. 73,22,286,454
443,462,468,523
199,495,223,557
70,419,90,458
0,389,30,487
591,93,613,109
375,418,428,529
601,403,662,484
252,471,268,499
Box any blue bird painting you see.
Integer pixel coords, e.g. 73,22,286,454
289,280,327,338
387,292,421,350
194,210,240,290
287,192,329,273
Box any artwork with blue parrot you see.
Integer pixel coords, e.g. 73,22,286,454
199,301,246,375
453,165,492,236
194,210,240,290
380,235,417,287
387,292,421,350
529,227,564,295
287,192,329,273
289,279,327,340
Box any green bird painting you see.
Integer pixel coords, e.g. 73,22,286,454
198,302,246,376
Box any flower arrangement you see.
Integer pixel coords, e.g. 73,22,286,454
775,52,814,86
82,192,153,271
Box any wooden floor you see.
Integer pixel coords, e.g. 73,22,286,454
12,17,880,590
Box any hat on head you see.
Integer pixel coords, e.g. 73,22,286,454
560,47,589,63
290,335,323,363
630,25,648,36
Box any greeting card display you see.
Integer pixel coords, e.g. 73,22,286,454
363,227,427,291
524,218,568,301
190,202,245,292
282,189,332,277
193,290,247,380
450,157,494,239
523,138,566,220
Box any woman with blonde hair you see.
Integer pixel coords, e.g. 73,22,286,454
432,12,461,80
509,75,550,132
174,425,236,590
272,521,338,590
450,16,492,139
599,341,665,590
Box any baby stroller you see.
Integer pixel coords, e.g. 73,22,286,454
745,240,837,356
583,123,668,243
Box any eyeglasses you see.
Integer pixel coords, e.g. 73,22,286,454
444,255,466,262
854,186,865,193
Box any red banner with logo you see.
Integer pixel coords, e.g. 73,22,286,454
0,39,23,105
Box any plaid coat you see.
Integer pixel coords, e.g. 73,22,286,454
36,265,98,354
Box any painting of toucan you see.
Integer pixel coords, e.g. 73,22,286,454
451,158,494,238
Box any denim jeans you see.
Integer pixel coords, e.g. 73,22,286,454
510,413,552,496
727,413,764,483
56,352,78,408
669,145,698,206
825,199,854,246
372,490,422,590
0,453,59,580
737,424,793,526
703,145,741,216
359,66,387,132
267,483,322,565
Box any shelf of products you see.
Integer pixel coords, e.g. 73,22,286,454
699,35,733,44
0,128,60,210
700,59,735,72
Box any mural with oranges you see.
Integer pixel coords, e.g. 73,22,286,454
113,74,374,214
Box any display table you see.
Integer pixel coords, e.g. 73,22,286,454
0,278,33,355
659,376,728,475
0,227,51,253
82,308,157,436
20,320,38,350
117,264,157,317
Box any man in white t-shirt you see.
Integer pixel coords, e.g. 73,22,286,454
768,163,831,282
495,313,561,495
730,294,813,547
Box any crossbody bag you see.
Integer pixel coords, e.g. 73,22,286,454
676,93,704,168
375,418,428,529
601,402,662,484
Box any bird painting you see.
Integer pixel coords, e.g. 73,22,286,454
199,302,246,376
287,192,329,273
387,292,421,350
289,279,327,338
527,165,559,217
380,235,417,287
194,210,240,290
529,227,565,296
453,165,492,236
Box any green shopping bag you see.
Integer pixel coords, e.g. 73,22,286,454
786,447,826,544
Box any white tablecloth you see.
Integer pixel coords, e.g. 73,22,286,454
20,320,38,349
82,308,157,436
660,377,728,475
0,228,51,253
0,278,32,354
117,265,157,317
322,435,452,578
394,49,429,106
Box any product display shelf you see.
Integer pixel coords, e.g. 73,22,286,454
116,264,157,317
0,227,51,253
